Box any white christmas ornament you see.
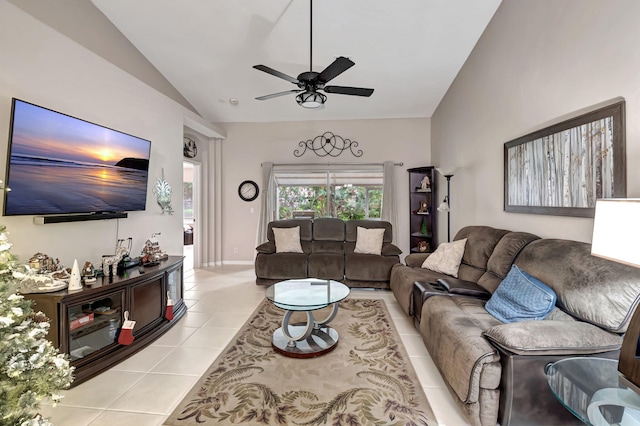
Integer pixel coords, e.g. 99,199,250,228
68,259,82,291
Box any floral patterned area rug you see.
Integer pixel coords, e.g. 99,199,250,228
164,298,436,426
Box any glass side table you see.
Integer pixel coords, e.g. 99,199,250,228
545,357,640,425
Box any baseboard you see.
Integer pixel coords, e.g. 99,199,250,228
221,260,254,265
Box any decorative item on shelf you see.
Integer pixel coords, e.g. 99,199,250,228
294,131,363,158
436,167,456,242
27,252,60,273
591,199,640,388
418,241,430,252
82,261,96,284
417,201,429,214
417,175,431,192
142,233,168,266
68,259,82,291
102,239,131,277
153,168,174,215
421,217,428,235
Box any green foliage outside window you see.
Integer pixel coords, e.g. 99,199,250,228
278,185,382,220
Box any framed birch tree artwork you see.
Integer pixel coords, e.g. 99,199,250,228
504,101,626,217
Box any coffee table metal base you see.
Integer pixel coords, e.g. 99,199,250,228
272,324,339,358
272,303,341,358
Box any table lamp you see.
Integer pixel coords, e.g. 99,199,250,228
591,198,640,388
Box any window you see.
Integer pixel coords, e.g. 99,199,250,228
274,167,383,220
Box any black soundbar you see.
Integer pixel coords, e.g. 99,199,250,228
33,212,128,225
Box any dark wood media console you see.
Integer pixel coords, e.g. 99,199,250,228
25,256,186,386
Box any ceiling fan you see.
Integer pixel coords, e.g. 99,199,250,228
253,0,374,109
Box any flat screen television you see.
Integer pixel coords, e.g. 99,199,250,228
3,98,151,216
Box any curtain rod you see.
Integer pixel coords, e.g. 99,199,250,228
262,162,404,167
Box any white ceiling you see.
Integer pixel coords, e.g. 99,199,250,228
91,0,502,124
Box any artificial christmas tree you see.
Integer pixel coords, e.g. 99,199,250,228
0,226,74,425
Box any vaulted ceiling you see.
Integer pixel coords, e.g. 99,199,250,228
91,1,501,123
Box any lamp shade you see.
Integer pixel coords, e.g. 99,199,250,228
436,167,456,177
591,199,640,268
437,200,450,212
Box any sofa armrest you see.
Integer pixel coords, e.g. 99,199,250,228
405,253,429,268
483,321,622,356
437,278,491,299
381,243,402,256
256,241,275,254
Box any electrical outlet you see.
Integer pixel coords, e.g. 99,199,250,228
233,247,238,253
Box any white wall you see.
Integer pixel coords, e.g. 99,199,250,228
431,0,640,243
0,1,187,266
220,118,430,262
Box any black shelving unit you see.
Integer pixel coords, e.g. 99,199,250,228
408,167,436,253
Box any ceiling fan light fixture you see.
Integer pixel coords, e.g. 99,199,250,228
296,91,326,109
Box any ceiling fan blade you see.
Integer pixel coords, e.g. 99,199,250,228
317,56,355,83
323,86,374,97
255,90,301,101
253,65,299,84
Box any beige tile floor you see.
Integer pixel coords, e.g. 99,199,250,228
39,265,470,426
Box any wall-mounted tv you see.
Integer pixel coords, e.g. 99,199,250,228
3,99,151,216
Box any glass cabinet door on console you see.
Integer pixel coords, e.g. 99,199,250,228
67,290,124,361
167,263,183,309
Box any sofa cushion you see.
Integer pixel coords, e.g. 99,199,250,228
267,219,313,242
313,217,345,241
345,220,392,243
454,226,510,271
485,265,556,323
483,321,622,355
308,252,344,280
514,239,640,333
273,226,303,253
345,252,399,282
255,252,308,279
354,226,385,255
421,239,467,278
478,231,540,293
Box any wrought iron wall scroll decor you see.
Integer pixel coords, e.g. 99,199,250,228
294,131,363,158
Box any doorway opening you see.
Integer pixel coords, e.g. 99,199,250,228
183,161,199,271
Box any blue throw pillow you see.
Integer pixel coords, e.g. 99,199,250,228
485,265,557,323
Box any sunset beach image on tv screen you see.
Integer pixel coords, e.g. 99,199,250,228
3,99,151,216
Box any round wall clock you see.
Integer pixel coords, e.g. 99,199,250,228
238,180,259,202
183,136,198,158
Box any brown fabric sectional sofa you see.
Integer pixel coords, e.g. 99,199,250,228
390,225,640,426
255,218,401,288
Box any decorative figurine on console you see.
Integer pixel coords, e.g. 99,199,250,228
102,238,131,277
142,233,168,266
82,261,96,284
17,253,67,294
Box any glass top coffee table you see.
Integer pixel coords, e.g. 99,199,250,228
265,278,350,358
546,357,640,425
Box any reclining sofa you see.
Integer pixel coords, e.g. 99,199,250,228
390,225,640,426
255,218,401,288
